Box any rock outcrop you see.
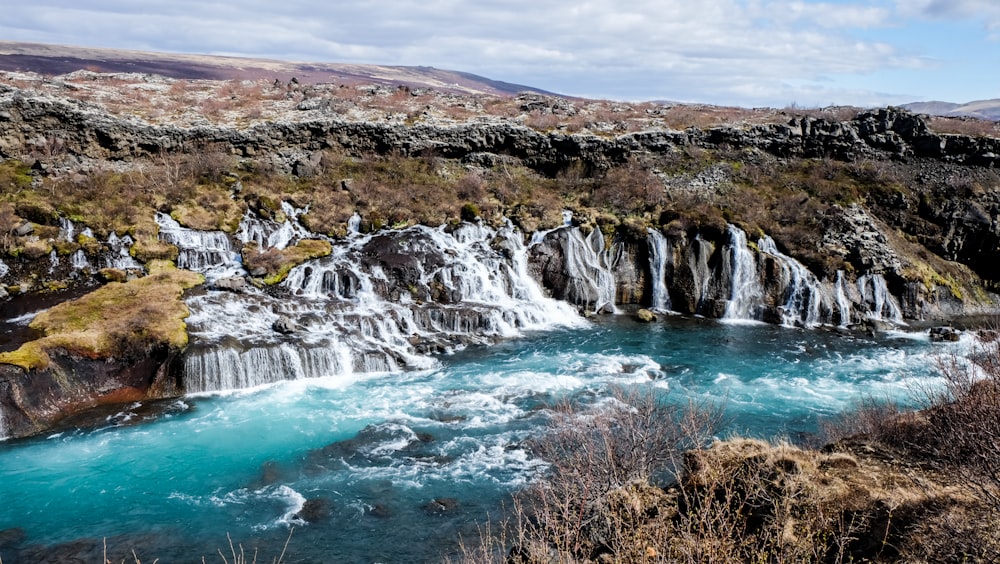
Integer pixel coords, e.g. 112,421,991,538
0,347,179,438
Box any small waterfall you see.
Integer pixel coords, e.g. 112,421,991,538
554,228,617,314
48,250,59,273
757,236,831,327
70,250,91,270
58,217,76,242
562,209,573,226
347,212,362,234
857,274,904,324
183,221,585,393
182,341,358,393
0,258,9,280
156,213,239,276
235,203,312,251
646,228,672,312
102,233,143,271
834,271,852,326
723,225,762,321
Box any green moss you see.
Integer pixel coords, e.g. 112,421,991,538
0,261,204,371
0,160,34,191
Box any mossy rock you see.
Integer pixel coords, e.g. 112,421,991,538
131,238,179,262
0,261,204,371
244,239,332,285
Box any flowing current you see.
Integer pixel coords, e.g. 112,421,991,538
0,217,965,562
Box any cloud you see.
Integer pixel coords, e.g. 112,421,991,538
898,0,1000,37
0,0,970,106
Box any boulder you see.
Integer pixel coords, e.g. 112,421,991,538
272,316,297,334
929,326,961,342
213,276,247,293
635,308,657,322
294,498,331,523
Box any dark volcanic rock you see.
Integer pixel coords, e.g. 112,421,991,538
0,347,180,439
294,498,331,523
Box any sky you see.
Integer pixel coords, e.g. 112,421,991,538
2,0,999,108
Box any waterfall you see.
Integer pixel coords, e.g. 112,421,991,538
834,271,852,327
857,274,904,324
723,225,762,321
553,228,617,314
347,212,362,234
48,250,59,273
646,228,672,312
182,220,585,393
235,203,311,251
102,233,143,271
156,213,239,277
562,210,573,226
757,236,832,327
58,217,76,242
70,250,91,270
0,258,9,280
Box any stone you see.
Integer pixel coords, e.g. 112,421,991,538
635,308,656,323
272,316,297,334
422,497,459,514
213,276,247,293
929,326,961,342
13,222,34,236
294,498,330,523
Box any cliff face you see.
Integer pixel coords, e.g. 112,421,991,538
0,347,179,438
1,74,1000,438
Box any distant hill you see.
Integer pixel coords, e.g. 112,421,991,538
903,98,1000,121
0,40,553,97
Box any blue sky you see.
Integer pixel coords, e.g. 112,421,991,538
2,0,998,108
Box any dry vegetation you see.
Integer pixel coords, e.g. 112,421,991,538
453,337,1000,564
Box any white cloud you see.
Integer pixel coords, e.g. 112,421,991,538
0,0,989,106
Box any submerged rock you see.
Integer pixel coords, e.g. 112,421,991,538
929,326,961,342
294,498,331,523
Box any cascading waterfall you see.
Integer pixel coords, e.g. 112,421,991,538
757,236,832,327
347,212,362,234
182,218,585,393
723,225,763,320
646,228,672,312
0,257,9,279
552,228,617,314
58,217,76,242
562,209,573,226
156,213,239,276
857,274,904,324
70,250,91,270
101,233,143,271
235,203,311,251
834,271,853,326
48,250,59,273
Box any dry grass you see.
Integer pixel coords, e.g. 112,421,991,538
453,369,999,564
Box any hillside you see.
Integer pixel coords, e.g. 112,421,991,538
0,40,553,96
